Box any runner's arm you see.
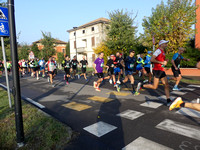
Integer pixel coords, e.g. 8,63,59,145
151,55,166,65
171,59,177,69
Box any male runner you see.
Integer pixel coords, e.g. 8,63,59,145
6,61,12,75
39,58,46,77
143,51,153,84
63,55,72,85
137,40,172,105
121,49,140,96
71,56,79,79
21,59,27,75
133,54,145,79
106,54,116,85
0,60,3,76
47,57,55,87
114,52,122,84
79,56,88,81
170,47,190,91
93,52,104,92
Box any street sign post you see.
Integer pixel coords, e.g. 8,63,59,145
8,0,25,147
0,6,11,108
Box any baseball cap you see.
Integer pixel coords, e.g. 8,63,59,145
129,49,135,53
110,54,115,57
159,40,169,46
147,51,152,54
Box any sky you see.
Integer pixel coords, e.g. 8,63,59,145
7,0,195,44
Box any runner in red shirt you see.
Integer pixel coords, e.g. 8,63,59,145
137,40,172,105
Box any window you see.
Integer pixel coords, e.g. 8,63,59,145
92,54,95,62
62,48,65,53
74,41,76,49
91,27,94,31
82,30,85,34
91,37,95,47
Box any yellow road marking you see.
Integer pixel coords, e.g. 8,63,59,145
106,91,131,96
122,88,132,91
88,96,114,103
62,102,91,111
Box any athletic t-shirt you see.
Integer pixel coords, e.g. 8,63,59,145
80,60,88,68
144,54,151,68
125,56,136,71
71,59,79,68
47,60,55,72
64,60,71,69
39,60,45,67
94,57,104,73
7,62,12,69
114,56,120,67
106,59,114,71
22,61,27,67
153,48,166,71
136,57,144,68
172,53,184,69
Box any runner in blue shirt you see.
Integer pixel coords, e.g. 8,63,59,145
39,58,46,77
144,51,153,84
170,47,190,91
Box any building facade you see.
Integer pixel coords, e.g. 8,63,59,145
33,39,67,59
67,18,110,67
196,0,200,49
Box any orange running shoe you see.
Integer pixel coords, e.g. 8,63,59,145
169,97,183,111
96,88,101,92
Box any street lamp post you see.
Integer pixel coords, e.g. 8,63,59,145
73,27,78,58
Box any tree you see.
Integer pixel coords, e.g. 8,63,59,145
93,42,112,64
0,37,11,61
106,9,137,55
31,43,40,58
40,31,56,61
142,0,197,53
57,52,65,64
18,44,29,60
65,41,70,57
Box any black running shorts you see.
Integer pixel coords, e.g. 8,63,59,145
153,70,166,79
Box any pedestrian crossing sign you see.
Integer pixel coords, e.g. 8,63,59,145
0,7,9,37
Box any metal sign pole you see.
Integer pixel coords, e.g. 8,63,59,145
1,36,12,108
8,0,25,147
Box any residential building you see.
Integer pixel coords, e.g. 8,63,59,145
196,0,200,49
67,17,110,67
33,39,67,59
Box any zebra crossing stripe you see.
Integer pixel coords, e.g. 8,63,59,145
116,109,144,120
156,119,200,140
83,121,117,137
122,136,173,150
176,107,200,119
179,88,195,91
170,91,187,95
140,101,163,109
187,85,200,88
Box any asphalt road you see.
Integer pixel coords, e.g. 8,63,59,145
0,72,200,150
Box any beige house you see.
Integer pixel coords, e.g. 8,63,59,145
67,18,110,67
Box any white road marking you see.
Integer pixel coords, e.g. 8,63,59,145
22,96,45,109
140,101,163,109
122,136,173,150
170,91,187,95
116,109,144,120
156,119,200,140
176,107,200,119
187,85,200,88
179,88,195,91
83,121,117,137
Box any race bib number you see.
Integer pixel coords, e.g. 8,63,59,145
66,63,70,68
130,64,134,68
83,65,86,68
73,63,77,65
100,63,104,68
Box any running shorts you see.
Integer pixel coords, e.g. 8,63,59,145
107,69,114,76
136,66,143,71
96,73,104,79
114,67,121,74
40,67,45,70
171,67,181,77
144,67,150,74
64,68,70,75
153,70,166,79
125,70,134,76
48,71,54,75
82,68,86,73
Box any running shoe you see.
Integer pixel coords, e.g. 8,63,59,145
169,97,183,110
93,81,97,88
134,91,140,96
114,83,117,88
51,84,55,87
116,84,121,92
136,82,142,92
96,88,101,92
47,77,50,82
78,74,80,79
109,79,113,84
42,75,45,78
66,81,69,85
37,77,39,80
85,79,88,81
117,80,121,84
143,79,148,83
173,87,181,91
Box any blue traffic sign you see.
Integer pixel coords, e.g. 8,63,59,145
0,7,9,36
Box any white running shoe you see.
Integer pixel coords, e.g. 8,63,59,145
37,77,39,80
109,79,113,84
47,77,50,82
117,80,121,84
